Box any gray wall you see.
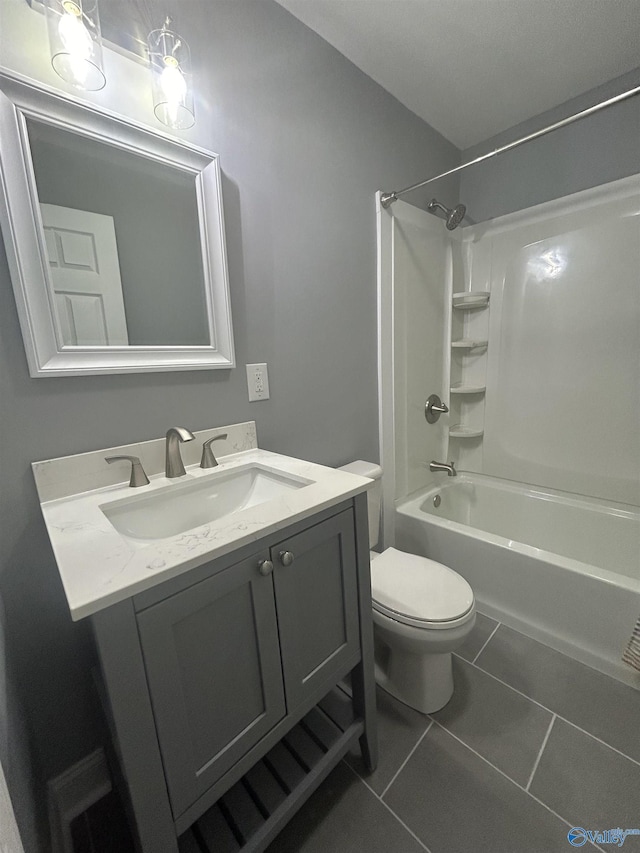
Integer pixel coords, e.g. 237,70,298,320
0,597,37,853
460,67,640,223
0,1,458,847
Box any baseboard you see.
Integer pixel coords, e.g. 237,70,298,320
47,748,112,853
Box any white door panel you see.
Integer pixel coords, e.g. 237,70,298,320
40,204,129,346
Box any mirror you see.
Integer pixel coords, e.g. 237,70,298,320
0,73,235,376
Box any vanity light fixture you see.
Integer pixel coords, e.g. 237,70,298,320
44,0,106,91
147,18,195,130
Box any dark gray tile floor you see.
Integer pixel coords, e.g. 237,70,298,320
432,655,554,787
265,762,426,853
268,614,640,853
455,611,499,662
529,718,640,834
345,683,427,795
476,624,640,763
384,723,571,853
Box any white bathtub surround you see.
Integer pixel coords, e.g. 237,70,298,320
395,473,640,688
458,174,640,506
378,175,640,690
378,174,640,508
376,193,452,546
32,424,372,620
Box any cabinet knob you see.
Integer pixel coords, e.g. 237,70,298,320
258,559,274,576
279,551,295,567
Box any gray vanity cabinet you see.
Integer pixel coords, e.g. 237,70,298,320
137,510,359,817
92,497,377,853
136,553,287,816
270,510,359,709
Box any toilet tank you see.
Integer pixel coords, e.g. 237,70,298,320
337,461,382,549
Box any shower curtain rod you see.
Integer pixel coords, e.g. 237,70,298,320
380,84,640,208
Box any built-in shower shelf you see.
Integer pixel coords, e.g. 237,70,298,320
449,425,484,439
452,291,490,309
451,339,488,350
450,383,486,395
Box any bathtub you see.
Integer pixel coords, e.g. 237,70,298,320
394,473,640,688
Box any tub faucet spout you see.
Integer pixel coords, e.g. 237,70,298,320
429,460,457,477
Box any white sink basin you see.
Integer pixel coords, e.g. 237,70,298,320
100,463,312,541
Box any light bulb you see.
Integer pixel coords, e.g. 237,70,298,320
45,0,105,90
148,22,194,129
159,61,187,125
58,8,91,55
56,5,93,87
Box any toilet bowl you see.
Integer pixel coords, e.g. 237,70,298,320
339,461,476,714
370,546,475,713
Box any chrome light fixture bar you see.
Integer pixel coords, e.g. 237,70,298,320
380,84,640,208
44,0,105,91
147,17,195,130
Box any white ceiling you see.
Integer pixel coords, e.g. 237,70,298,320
275,0,640,149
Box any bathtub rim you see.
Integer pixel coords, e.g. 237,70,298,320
396,472,640,595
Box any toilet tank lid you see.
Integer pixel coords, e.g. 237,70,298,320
338,460,382,479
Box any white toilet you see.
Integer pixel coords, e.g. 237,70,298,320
339,461,476,714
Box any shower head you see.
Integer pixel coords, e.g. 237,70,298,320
427,198,466,230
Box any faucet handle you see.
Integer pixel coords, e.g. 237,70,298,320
425,394,449,424
200,433,228,469
105,455,150,487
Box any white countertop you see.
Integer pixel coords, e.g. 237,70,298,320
36,445,372,621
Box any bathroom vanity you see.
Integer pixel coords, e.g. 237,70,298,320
33,423,377,853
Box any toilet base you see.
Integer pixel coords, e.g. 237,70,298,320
374,643,455,714
372,607,475,714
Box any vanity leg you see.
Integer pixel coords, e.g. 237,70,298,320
351,492,378,773
92,601,178,853
352,661,378,772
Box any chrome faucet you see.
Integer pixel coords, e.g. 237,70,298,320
165,427,195,478
429,460,457,477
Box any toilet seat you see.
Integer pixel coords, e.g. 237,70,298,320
370,547,474,630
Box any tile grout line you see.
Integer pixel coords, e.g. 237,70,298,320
343,760,435,853
428,718,534,796
525,789,607,853
561,716,640,770
429,720,607,853
525,714,556,792
471,620,501,664
379,720,434,799
460,655,548,710
464,657,640,769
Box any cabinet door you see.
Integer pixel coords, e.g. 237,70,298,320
272,510,359,710
137,553,285,817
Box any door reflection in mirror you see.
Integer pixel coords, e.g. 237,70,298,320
41,204,128,345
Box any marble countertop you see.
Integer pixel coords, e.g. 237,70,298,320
36,443,372,621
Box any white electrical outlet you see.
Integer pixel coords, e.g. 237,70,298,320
246,363,270,401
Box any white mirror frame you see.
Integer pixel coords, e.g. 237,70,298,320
0,71,235,376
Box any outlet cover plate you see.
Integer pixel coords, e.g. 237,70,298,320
246,363,270,401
